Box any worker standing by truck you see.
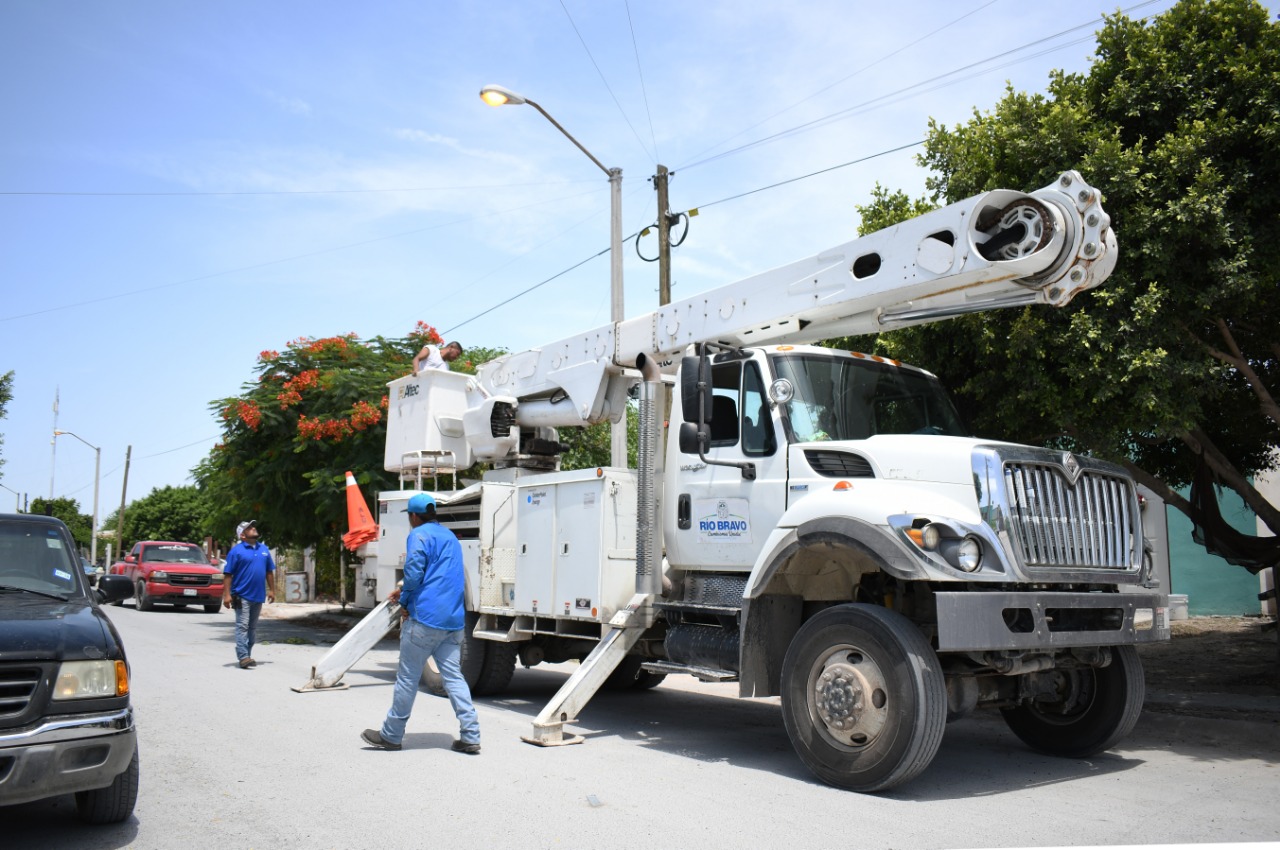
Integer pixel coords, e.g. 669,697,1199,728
361,493,480,754
222,520,276,669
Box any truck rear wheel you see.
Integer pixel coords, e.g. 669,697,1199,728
781,604,946,793
473,640,517,696
421,613,487,696
604,655,666,691
1000,644,1145,758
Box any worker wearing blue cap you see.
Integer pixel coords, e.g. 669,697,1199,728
362,492,480,754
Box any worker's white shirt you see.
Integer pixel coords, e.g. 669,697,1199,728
418,346,447,371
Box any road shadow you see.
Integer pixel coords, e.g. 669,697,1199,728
0,795,139,849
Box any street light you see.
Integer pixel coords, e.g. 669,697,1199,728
480,83,627,469
0,482,19,512
53,430,100,566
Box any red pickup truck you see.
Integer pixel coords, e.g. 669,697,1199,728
110,541,223,613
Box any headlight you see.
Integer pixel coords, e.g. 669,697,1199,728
209,573,225,582
52,660,129,700
956,536,983,572
150,570,168,581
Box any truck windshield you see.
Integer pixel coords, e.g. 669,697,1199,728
142,544,208,564
0,520,81,598
772,354,968,442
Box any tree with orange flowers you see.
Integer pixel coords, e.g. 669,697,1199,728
194,324,504,588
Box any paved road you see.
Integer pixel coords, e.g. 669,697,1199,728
4,602,1279,849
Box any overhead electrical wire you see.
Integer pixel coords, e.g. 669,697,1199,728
624,0,660,163
558,0,655,163
0,179,597,197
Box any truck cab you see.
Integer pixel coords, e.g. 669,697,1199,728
0,513,139,823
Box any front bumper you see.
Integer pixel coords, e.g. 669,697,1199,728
146,582,220,603
0,707,137,807
935,591,1170,651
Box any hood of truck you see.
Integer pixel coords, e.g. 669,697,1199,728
0,592,117,662
813,435,1017,486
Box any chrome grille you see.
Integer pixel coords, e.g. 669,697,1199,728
0,665,42,720
1002,462,1136,568
169,574,212,587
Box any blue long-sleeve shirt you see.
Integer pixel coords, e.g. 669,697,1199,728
401,521,465,630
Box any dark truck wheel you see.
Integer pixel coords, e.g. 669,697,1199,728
135,580,155,611
473,640,517,696
604,655,666,691
781,604,946,793
203,602,221,614
75,746,139,825
1000,644,1145,758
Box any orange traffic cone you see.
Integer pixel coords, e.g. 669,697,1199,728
341,471,379,551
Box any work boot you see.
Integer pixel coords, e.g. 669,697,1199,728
450,739,480,755
238,657,254,669
361,729,402,751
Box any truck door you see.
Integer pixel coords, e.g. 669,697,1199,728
667,354,788,572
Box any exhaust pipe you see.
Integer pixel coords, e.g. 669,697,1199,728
634,353,665,598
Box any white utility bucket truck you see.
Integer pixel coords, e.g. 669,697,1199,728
335,171,1168,792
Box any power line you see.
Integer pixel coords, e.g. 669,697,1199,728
624,0,660,163
678,0,1172,173
440,139,922,335
558,0,654,163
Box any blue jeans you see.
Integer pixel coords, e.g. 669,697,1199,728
380,617,479,747
234,598,262,661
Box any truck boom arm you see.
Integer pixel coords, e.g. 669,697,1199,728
472,170,1114,436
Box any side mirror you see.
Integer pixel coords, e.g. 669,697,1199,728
680,355,709,424
678,421,704,455
96,574,134,605
124,555,136,564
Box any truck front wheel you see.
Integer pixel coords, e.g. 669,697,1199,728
1000,644,1145,758
135,581,155,612
75,746,139,824
781,604,946,793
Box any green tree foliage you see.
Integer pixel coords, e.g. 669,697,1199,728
0,370,12,477
835,0,1279,566
194,324,505,580
111,485,209,553
30,497,91,551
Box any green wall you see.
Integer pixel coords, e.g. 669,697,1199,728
1166,487,1261,616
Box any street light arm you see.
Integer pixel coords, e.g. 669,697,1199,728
522,99,611,178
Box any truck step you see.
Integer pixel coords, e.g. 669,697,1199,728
641,661,738,682
472,629,518,642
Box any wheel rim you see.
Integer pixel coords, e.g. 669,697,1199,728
1025,669,1098,723
806,644,890,749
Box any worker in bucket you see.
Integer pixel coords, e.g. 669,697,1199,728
362,493,480,754
411,340,463,375
222,520,276,669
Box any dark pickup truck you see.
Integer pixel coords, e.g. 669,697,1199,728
0,513,139,824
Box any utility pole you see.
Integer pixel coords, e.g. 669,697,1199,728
116,445,131,555
655,164,672,307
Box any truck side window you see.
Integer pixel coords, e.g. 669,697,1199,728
741,363,776,457
708,362,742,447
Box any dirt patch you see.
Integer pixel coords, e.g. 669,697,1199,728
1137,616,1278,697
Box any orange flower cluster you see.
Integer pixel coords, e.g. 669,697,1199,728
349,400,381,430
296,400,383,443
297,415,353,442
277,369,321,409
258,350,279,362
236,400,262,430
410,321,443,344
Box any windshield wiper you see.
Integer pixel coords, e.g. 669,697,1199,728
0,584,71,601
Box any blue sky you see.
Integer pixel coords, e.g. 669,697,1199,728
3,0,1265,534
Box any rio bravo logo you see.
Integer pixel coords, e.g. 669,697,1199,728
697,499,750,541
